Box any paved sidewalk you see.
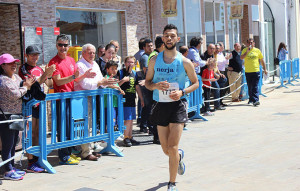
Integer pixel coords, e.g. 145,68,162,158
1,81,300,191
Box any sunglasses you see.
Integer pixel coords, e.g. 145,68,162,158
57,43,69,47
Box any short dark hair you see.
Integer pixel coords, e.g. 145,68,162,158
163,24,178,34
179,46,188,55
105,43,116,51
97,44,105,51
143,39,153,48
105,60,118,69
138,37,146,50
189,37,203,47
155,36,164,49
56,34,70,43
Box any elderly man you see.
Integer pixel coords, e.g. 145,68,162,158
49,34,96,165
228,43,243,102
74,43,118,161
201,44,226,111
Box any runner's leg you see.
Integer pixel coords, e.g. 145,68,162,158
168,123,184,182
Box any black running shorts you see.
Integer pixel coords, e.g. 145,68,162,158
149,99,188,126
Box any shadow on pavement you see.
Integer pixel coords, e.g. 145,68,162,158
145,182,168,191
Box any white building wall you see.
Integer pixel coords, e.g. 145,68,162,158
264,0,299,59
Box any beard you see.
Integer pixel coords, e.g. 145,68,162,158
164,42,176,50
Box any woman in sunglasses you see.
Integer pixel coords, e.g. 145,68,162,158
0,53,35,180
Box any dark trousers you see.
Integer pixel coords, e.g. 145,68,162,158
57,99,72,162
203,87,211,112
0,124,19,171
211,81,220,108
219,71,228,102
245,72,260,103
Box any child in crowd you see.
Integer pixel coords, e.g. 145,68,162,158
118,56,144,147
104,60,125,128
201,58,218,116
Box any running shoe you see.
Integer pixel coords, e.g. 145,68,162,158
203,111,214,116
123,138,132,147
130,138,140,146
178,149,185,175
253,101,260,106
167,184,178,191
12,168,26,176
59,156,80,165
4,170,23,181
27,162,45,173
70,154,81,161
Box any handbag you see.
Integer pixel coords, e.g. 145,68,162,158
274,57,280,65
0,107,24,131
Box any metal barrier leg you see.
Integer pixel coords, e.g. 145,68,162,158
38,101,56,174
99,93,124,157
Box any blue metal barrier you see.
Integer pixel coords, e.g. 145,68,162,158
240,69,249,100
22,88,125,174
292,58,300,82
186,75,207,121
259,65,267,97
278,60,293,88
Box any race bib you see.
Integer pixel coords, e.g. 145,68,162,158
159,82,179,102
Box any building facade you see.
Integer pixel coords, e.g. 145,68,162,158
1,0,298,71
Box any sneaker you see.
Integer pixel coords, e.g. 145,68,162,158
253,101,260,106
130,138,140,146
248,101,253,104
27,162,45,173
215,106,226,110
59,156,80,165
178,149,185,175
123,138,132,147
12,168,26,176
93,143,104,153
167,183,178,191
4,170,23,181
70,154,81,161
203,111,214,116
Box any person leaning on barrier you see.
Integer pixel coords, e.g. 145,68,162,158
18,45,56,173
228,43,243,102
240,38,268,106
187,37,206,75
201,44,226,111
49,34,97,165
277,42,289,62
74,43,118,161
0,53,35,180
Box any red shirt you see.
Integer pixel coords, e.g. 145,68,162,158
48,55,77,93
202,68,214,87
18,63,44,80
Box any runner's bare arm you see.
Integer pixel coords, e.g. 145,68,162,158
145,56,169,91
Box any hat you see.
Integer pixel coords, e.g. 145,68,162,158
0,54,20,65
26,45,41,55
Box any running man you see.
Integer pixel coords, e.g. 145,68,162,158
145,24,199,191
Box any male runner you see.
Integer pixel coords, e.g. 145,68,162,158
145,24,199,191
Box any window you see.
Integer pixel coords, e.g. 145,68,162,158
185,0,202,45
168,0,185,48
227,4,241,50
56,8,122,56
205,1,225,46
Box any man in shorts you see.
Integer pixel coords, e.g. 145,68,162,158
145,24,199,191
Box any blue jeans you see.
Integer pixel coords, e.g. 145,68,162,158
57,99,72,162
0,124,19,171
211,81,220,108
245,72,260,103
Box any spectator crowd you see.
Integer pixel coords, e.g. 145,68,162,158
0,31,275,181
